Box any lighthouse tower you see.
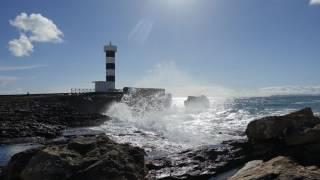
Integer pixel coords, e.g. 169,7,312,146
104,42,117,91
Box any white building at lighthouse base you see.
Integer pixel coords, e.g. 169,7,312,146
93,81,108,92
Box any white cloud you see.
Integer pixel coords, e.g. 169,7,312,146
310,0,320,5
10,12,63,43
8,34,34,57
129,18,154,44
0,64,47,71
9,12,63,57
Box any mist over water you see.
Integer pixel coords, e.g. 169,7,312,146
129,62,320,97
94,95,320,156
132,62,237,97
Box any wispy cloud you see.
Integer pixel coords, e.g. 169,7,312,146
0,76,17,87
0,64,47,71
9,12,63,57
258,85,320,96
133,62,320,97
310,0,320,5
129,18,154,44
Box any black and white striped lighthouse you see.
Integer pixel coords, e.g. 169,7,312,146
104,42,117,91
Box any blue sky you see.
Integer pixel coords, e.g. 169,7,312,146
1,0,320,96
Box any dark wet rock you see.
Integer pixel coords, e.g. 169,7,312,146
146,138,320,179
284,123,320,146
0,166,4,179
3,147,42,180
62,128,105,138
246,107,320,142
146,140,254,180
184,95,210,109
0,137,47,145
2,135,145,180
229,156,320,180
146,121,320,180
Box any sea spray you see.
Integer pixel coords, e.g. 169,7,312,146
99,95,248,155
105,97,208,144
94,95,320,156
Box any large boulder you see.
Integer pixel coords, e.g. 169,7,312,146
184,95,210,109
284,123,320,146
229,156,320,180
246,108,320,142
2,135,145,180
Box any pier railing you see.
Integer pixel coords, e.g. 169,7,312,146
70,88,95,94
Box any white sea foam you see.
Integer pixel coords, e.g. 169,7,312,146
98,97,255,154
95,95,320,155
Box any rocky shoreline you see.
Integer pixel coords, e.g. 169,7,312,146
0,95,113,144
146,108,320,179
1,95,320,179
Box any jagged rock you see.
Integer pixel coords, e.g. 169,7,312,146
146,136,320,180
184,95,210,109
2,135,145,180
246,108,320,142
229,156,320,180
146,140,256,180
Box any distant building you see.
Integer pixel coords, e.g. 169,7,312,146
93,42,117,92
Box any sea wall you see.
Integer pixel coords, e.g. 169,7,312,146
0,93,122,144
0,87,171,115
58,93,123,114
0,92,123,114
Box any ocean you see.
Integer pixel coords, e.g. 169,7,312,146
94,95,320,157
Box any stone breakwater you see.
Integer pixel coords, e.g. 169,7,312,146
0,94,121,144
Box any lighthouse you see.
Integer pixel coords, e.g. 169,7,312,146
93,42,117,93
104,42,117,91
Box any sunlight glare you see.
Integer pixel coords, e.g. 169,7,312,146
159,0,195,9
